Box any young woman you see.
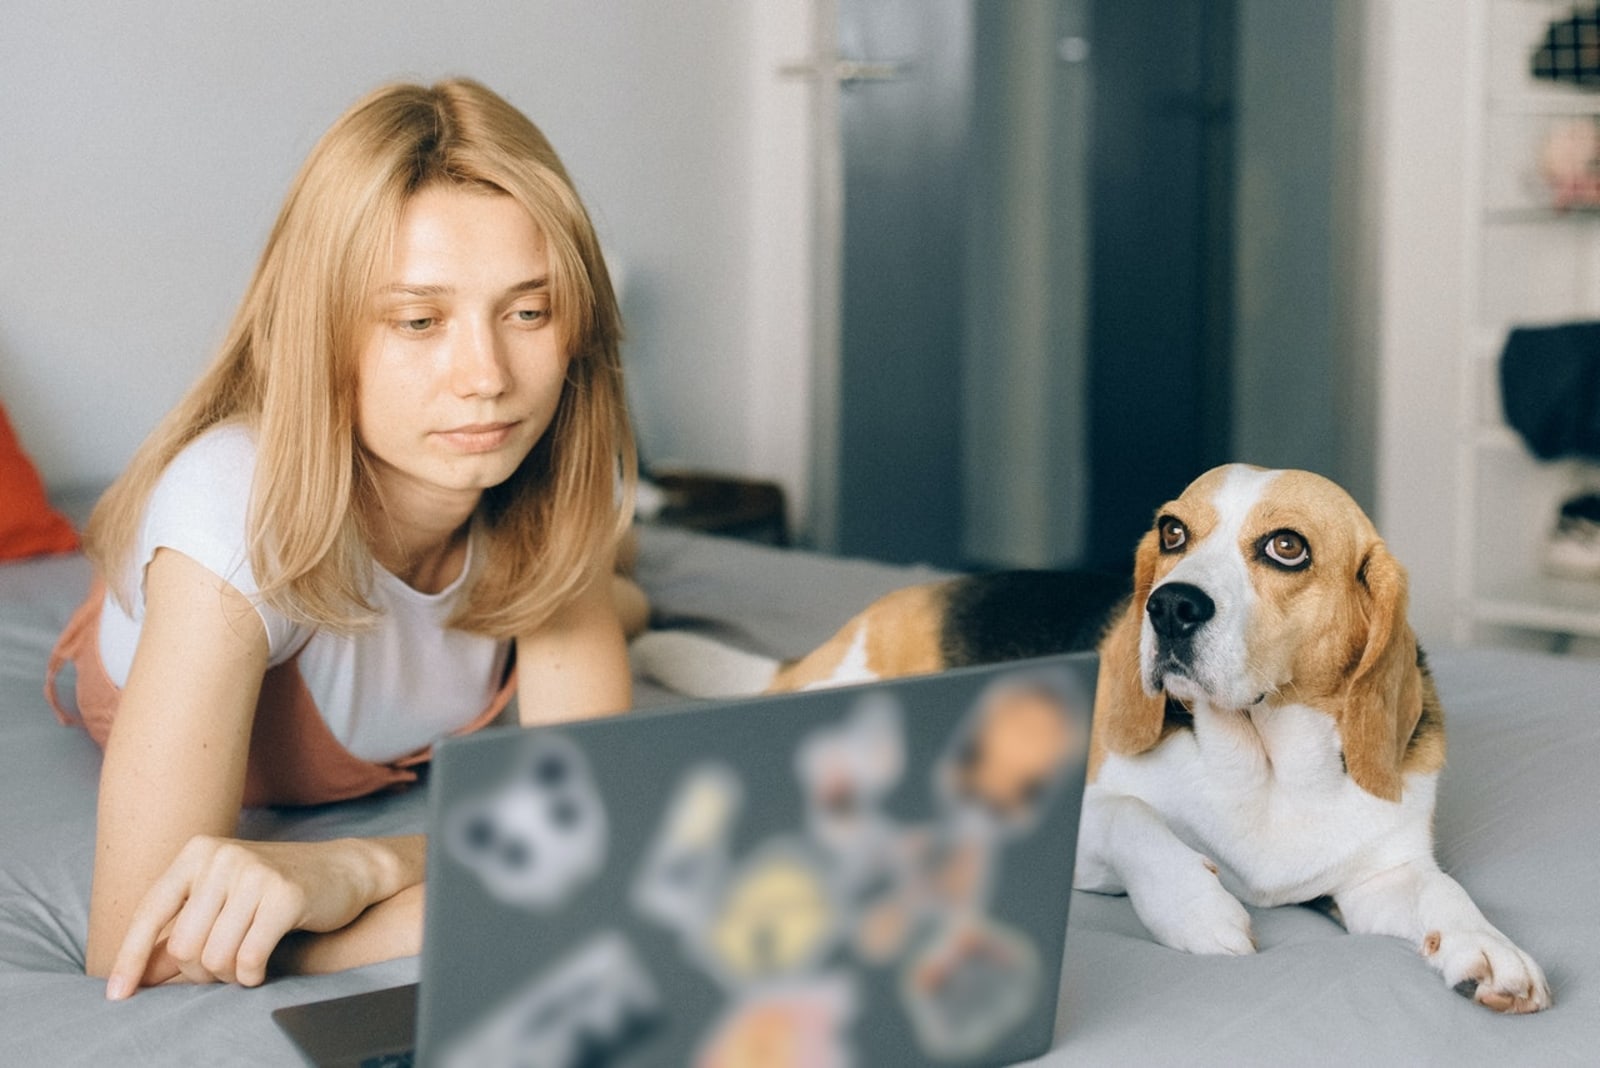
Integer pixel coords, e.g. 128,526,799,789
44,78,645,998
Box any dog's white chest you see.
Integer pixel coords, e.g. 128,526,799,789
1099,701,1431,905
1199,702,1347,794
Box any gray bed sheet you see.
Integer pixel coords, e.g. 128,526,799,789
0,497,1595,1065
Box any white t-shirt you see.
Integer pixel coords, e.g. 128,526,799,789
97,423,512,763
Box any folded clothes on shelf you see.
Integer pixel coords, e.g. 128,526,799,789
1500,322,1600,462
1532,5,1600,89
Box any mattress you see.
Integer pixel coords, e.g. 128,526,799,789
0,492,1595,1065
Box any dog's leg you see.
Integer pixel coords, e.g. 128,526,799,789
1075,785,1256,955
1335,860,1551,1013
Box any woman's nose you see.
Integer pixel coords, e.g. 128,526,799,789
451,321,508,398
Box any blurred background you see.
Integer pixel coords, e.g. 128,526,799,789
5,0,1599,652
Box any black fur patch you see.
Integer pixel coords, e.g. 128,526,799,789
1300,895,1346,928
1163,696,1194,734
1405,645,1445,762
937,570,1130,668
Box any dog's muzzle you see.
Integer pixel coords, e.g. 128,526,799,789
1145,582,1215,681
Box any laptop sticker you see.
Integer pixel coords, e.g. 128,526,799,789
795,693,907,896
632,762,743,940
900,917,1041,1061
444,731,608,910
848,823,993,965
695,974,858,1068
707,841,842,987
796,693,906,854
438,931,662,1068
938,674,1086,837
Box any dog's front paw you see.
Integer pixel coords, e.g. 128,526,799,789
1423,927,1552,1013
1133,856,1256,956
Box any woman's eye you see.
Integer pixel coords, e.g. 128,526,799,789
514,307,549,324
1262,530,1311,569
1158,517,1187,553
396,317,436,333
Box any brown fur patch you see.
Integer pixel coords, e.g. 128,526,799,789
1087,529,1170,782
769,582,950,691
1401,653,1447,777
1329,541,1427,801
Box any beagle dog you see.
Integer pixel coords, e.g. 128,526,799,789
632,464,1552,1012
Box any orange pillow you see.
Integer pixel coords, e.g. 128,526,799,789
0,401,80,560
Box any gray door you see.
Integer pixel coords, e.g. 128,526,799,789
1085,0,1237,569
820,0,1234,572
832,0,972,568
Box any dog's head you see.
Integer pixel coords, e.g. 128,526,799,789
1096,464,1423,801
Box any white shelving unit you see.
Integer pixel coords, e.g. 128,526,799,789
1458,0,1600,647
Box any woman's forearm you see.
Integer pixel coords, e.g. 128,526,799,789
270,835,425,975
346,834,427,906
271,882,425,976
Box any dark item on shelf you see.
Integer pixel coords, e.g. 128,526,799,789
1545,492,1600,580
1500,321,1600,461
648,469,789,545
1532,5,1600,89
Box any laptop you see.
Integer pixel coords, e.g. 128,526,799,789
274,652,1096,1067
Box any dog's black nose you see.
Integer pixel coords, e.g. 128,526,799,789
1147,582,1215,639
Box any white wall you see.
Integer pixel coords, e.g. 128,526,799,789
0,1,815,525
1363,0,1474,644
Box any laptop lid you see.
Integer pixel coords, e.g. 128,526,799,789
416,652,1096,1067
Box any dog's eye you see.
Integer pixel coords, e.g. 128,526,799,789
1261,529,1311,570
1158,516,1188,553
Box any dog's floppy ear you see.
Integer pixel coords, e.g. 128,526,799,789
1096,529,1168,756
1338,540,1423,802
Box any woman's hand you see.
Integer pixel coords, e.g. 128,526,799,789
105,834,418,997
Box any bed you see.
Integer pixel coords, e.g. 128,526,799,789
1,486,1596,1065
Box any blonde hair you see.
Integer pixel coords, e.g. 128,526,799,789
87,78,635,637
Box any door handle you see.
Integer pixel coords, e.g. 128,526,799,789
780,58,910,85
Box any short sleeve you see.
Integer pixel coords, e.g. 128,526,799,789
132,423,304,660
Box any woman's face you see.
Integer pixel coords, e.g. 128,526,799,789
356,185,571,516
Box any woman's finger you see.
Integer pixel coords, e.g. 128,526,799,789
105,853,203,999
234,890,303,987
169,952,221,987
196,891,264,985
132,939,184,989
164,872,232,968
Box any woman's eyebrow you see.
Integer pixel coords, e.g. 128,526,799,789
383,283,451,298
380,278,548,298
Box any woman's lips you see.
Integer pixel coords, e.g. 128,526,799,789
435,421,517,453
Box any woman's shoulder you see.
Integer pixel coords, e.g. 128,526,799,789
148,423,258,519
141,422,260,573
159,422,259,488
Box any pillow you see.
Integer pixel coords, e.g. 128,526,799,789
0,400,80,560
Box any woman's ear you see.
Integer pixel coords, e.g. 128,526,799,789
1094,529,1168,757
1338,541,1423,802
